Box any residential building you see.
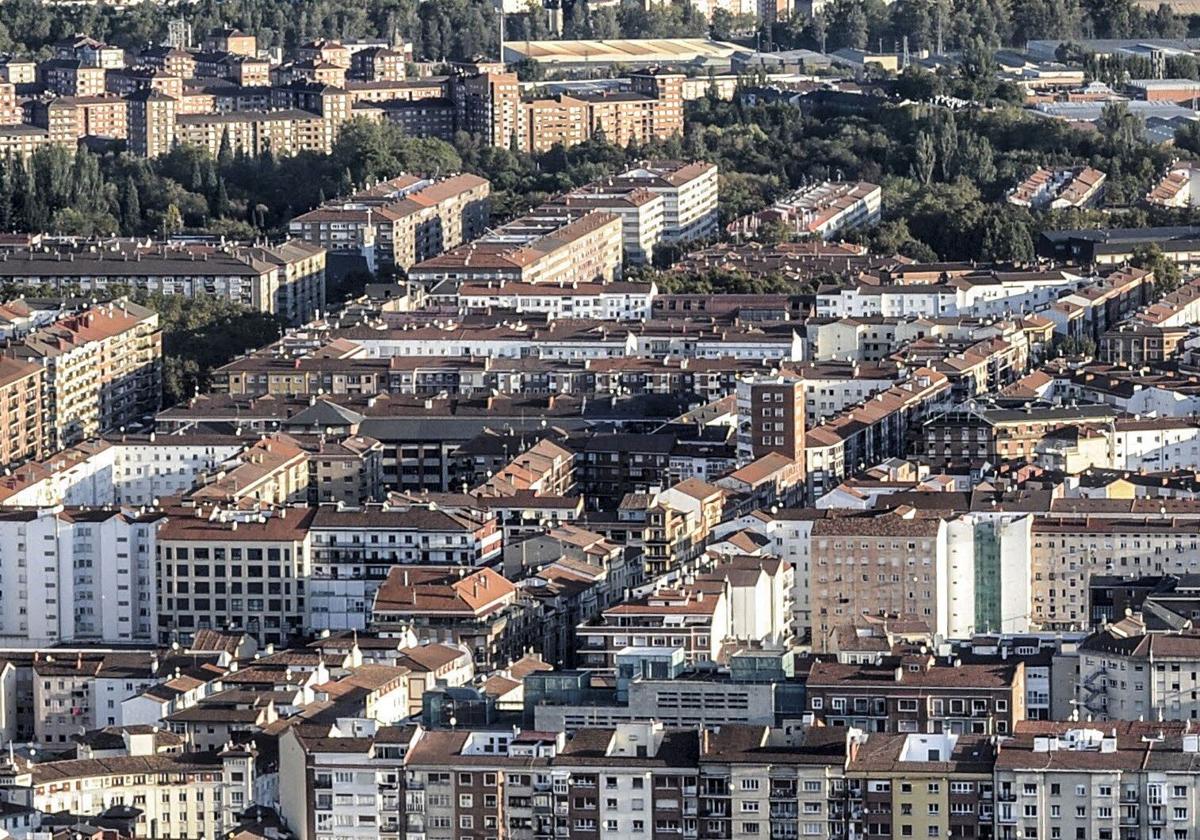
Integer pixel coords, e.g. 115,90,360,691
289,173,491,271
7,301,161,450
994,720,1200,840
0,239,325,322
0,356,45,469
806,655,1026,734
0,743,257,839
277,722,417,840
1008,166,1106,209
728,180,882,240
606,160,720,243
735,375,806,466
450,69,684,154
1076,621,1200,721
407,209,623,288
1030,516,1200,630
371,565,532,668
155,505,317,647
0,508,160,646
809,513,953,650
307,503,503,631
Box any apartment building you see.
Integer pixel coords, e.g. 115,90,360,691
0,435,245,508
2,744,257,839
806,655,1026,734
139,46,197,78
302,432,385,505
1099,323,1188,365
815,268,1083,320
735,375,806,465
609,160,720,243
538,186,665,264
451,69,684,154
402,722,701,840
307,504,503,631
0,356,45,469
289,173,491,271
371,565,530,668
407,209,623,288
843,730,997,840
0,124,52,156
1030,516,1200,630
125,88,178,157
155,505,317,647
278,722,416,840
7,301,161,450
729,180,882,240
30,651,162,744
0,508,160,646
805,368,951,498
0,81,19,124
29,94,128,141
576,556,793,671
188,434,310,507
808,513,951,649
350,46,406,81
923,403,1119,467
204,27,257,56
40,59,106,97
174,108,332,156
454,279,657,321
0,239,325,322
1075,621,1200,722
994,721,1200,840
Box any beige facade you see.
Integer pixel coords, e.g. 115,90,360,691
1031,516,1200,630
809,514,949,651
408,210,623,288
8,300,161,450
0,357,44,469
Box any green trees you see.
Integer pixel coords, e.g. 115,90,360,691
1131,244,1183,296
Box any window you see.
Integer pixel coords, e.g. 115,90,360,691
741,802,760,813
741,779,761,791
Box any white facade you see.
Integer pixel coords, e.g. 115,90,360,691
278,722,409,840
456,281,657,322
816,274,1081,320
945,512,1033,638
619,162,719,243
0,439,243,508
0,508,159,645
7,748,256,839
